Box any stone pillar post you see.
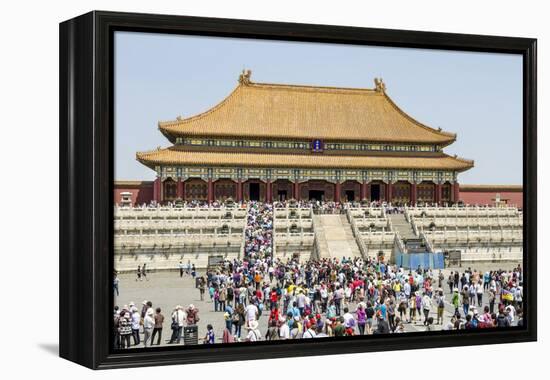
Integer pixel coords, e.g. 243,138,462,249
335,182,341,203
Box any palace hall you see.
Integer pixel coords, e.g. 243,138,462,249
135,70,474,205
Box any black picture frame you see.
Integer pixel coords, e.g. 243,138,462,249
59,10,537,370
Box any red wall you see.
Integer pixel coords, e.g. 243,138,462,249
114,181,154,206
459,188,523,209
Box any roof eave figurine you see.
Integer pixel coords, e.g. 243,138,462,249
238,69,252,85
374,77,386,93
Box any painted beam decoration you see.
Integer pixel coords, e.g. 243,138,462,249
161,166,458,184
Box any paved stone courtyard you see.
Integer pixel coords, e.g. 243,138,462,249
115,261,520,348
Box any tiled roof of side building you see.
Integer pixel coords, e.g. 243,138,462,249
459,184,522,191
136,147,474,172
158,72,457,145
114,180,154,187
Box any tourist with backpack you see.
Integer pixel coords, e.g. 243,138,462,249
245,320,261,342
232,303,245,337
436,290,445,324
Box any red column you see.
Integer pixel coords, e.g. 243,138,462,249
435,183,442,205
266,180,272,203
410,183,417,206
207,178,214,204
386,183,393,203
360,182,367,200
158,178,163,204
293,181,300,200
236,179,243,202
153,177,159,203
335,182,341,203
176,178,183,199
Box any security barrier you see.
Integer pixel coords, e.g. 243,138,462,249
394,252,445,270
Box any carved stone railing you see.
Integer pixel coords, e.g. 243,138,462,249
311,211,323,260
393,231,406,255
419,231,434,253
346,209,369,260
239,203,251,259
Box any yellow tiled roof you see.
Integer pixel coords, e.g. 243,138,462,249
460,184,522,191
158,79,457,145
136,147,474,172
114,180,154,187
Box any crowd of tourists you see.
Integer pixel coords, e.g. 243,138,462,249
197,257,523,343
114,255,523,348
113,198,523,348
243,202,273,260
113,300,201,348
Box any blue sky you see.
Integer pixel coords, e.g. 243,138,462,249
114,32,523,184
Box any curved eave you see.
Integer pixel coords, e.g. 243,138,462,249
452,155,475,173
136,151,158,170
136,148,474,172
381,92,457,147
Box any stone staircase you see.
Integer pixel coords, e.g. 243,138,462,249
388,213,431,253
388,213,416,240
312,214,361,260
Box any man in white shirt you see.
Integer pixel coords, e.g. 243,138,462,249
279,316,290,339
169,305,186,344
475,281,484,306
143,309,155,347
245,303,259,323
422,293,432,325
131,307,141,346
404,282,411,298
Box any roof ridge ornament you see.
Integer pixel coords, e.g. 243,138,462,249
238,69,252,85
374,77,386,93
